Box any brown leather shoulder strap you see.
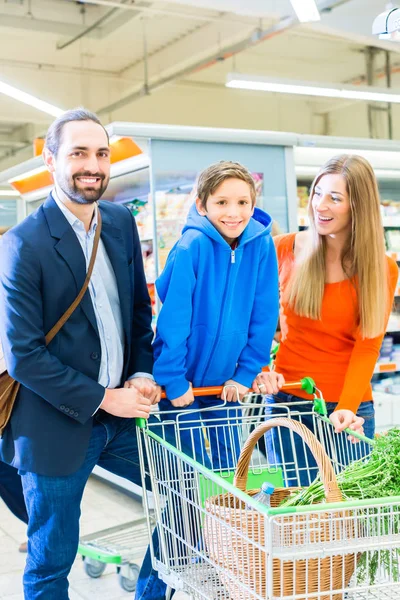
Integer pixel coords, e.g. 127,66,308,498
45,207,102,345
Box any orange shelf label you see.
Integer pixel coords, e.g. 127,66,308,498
378,363,397,373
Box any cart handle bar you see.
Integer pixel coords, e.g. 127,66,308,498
159,377,316,399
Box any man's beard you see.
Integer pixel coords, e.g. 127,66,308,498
59,171,109,205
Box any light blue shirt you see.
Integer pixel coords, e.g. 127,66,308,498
53,192,125,390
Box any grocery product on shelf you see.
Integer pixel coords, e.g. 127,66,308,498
156,189,194,270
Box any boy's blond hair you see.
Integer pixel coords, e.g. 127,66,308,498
197,161,256,209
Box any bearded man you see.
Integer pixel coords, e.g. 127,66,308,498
0,108,160,599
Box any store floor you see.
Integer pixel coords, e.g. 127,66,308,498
0,476,146,599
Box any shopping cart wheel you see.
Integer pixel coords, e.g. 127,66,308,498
118,563,140,592
83,557,107,578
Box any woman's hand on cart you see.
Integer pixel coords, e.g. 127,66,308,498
124,377,161,405
329,409,364,443
221,380,249,402
170,384,195,407
252,371,285,395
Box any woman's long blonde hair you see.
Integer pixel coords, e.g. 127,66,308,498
287,154,387,339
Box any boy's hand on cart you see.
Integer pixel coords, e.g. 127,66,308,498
252,371,285,395
100,388,152,419
222,380,248,402
329,409,364,443
170,385,195,407
124,377,161,405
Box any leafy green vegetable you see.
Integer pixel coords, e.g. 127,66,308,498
279,427,400,584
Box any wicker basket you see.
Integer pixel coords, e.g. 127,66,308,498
204,418,357,600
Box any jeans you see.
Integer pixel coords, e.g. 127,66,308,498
136,396,242,599
264,392,375,487
19,411,156,600
0,460,28,524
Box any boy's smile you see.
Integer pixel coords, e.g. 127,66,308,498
196,178,254,245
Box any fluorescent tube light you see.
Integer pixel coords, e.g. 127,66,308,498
290,0,320,22
0,80,64,117
226,73,400,103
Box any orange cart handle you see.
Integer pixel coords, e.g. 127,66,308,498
160,386,222,399
159,377,315,399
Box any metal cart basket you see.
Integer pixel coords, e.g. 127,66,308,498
137,380,400,600
78,515,151,592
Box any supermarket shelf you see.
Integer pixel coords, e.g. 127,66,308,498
372,391,400,430
383,216,400,227
384,315,400,333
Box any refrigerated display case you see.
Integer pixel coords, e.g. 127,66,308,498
0,124,298,319
0,193,23,236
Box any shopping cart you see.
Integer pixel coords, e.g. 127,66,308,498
137,380,400,600
78,515,151,592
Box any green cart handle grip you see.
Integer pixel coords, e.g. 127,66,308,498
136,418,147,429
283,376,316,395
301,376,316,394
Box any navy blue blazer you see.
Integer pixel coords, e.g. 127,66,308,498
0,194,153,476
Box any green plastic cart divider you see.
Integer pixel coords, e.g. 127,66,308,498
77,543,122,564
198,467,284,507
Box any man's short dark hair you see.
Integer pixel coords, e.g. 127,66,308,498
45,107,109,156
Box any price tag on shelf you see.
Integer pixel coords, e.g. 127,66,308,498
376,363,397,373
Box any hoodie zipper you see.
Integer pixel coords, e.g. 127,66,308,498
200,247,235,386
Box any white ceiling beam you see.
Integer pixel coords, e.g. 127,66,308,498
303,22,400,55
0,58,136,83
57,0,147,49
67,0,244,25
0,13,103,37
0,113,50,126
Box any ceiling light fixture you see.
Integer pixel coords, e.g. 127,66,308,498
373,6,400,41
290,0,321,22
0,80,64,118
226,73,400,103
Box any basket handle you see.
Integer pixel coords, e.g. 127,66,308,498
233,417,342,504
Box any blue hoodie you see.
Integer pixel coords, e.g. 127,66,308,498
153,203,279,400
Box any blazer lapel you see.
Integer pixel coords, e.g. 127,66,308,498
99,209,132,348
43,194,99,335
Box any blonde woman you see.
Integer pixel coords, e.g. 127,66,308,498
253,154,398,485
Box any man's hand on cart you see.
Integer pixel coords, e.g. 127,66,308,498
221,380,248,402
170,384,195,407
252,371,285,395
329,409,365,443
100,387,152,419
124,377,161,405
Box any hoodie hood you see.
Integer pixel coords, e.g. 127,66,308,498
182,202,272,247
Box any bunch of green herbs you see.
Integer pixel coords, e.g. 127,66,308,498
279,427,400,584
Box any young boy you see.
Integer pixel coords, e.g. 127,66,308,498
153,160,279,468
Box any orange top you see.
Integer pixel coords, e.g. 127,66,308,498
274,233,398,412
